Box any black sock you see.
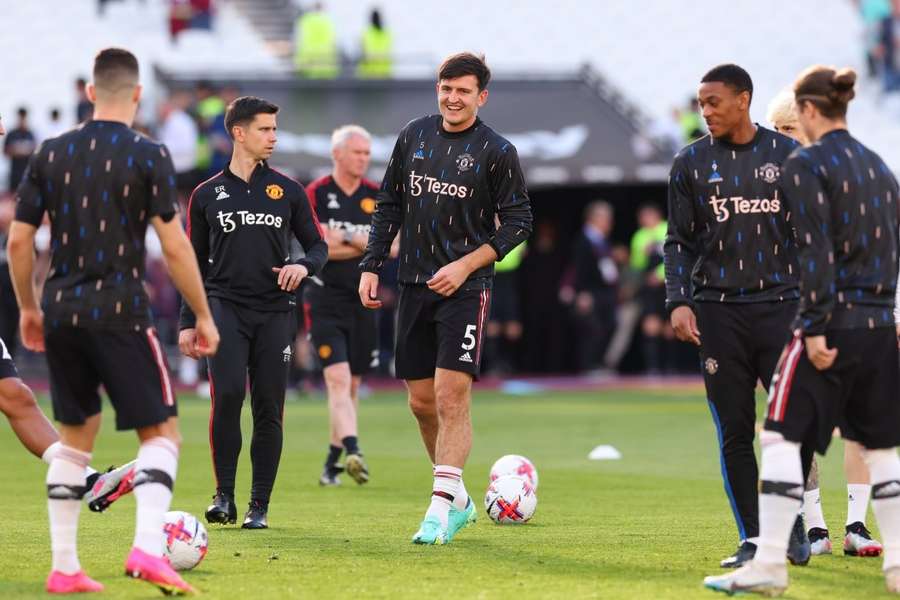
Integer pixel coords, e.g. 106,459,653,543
325,444,343,468
342,435,360,456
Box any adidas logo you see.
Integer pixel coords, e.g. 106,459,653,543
282,345,293,362
216,190,230,200
458,351,473,363
876,481,900,499
327,193,340,209
413,149,425,160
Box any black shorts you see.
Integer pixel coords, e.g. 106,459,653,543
765,327,900,454
395,283,491,380
45,325,177,430
307,287,378,375
0,336,17,379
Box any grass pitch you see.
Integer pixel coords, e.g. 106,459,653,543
0,387,891,599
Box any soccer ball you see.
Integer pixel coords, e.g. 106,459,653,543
162,511,208,570
489,454,539,489
484,475,537,524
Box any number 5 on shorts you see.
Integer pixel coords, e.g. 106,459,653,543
461,324,476,351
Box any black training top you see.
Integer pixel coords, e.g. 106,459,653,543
664,126,801,313
781,129,900,334
15,120,178,331
360,115,532,290
306,174,379,293
179,161,327,329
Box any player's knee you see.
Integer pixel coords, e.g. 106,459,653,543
324,366,353,396
408,393,436,419
0,379,37,417
434,385,469,419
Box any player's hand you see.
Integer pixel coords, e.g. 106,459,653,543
574,291,594,315
178,328,201,360
427,260,470,297
359,272,382,309
804,335,837,371
194,317,220,357
19,308,44,353
670,305,700,346
896,324,900,348
272,264,309,292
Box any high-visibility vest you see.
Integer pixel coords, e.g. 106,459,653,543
294,11,339,79
495,242,527,274
356,26,392,78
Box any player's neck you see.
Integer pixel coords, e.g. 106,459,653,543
442,115,477,133
808,120,848,143
90,105,135,127
723,119,756,146
229,152,262,183
332,170,361,197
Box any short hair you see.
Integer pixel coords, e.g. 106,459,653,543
585,200,613,222
93,48,139,94
331,124,371,150
17,107,27,118
766,88,798,127
794,65,857,120
438,52,491,91
701,63,754,104
224,96,279,139
50,108,60,119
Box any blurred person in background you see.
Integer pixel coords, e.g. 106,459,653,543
484,239,525,375
571,201,619,374
680,97,705,142
75,78,93,124
41,108,68,142
306,125,385,487
158,90,199,200
629,202,669,373
207,85,240,177
194,81,225,178
357,8,392,78
3,108,36,194
523,220,568,372
294,3,339,78
856,0,897,86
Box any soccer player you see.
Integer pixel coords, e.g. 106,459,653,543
10,48,219,594
306,125,384,487
179,96,328,530
766,89,882,557
0,113,135,514
359,52,532,544
664,64,809,568
703,65,900,596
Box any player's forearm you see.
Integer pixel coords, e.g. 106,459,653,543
162,234,213,321
360,203,401,272
797,261,835,336
8,221,40,311
296,238,328,276
460,243,499,274
663,236,696,310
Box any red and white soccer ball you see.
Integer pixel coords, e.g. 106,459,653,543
162,511,209,571
484,475,537,524
489,454,539,489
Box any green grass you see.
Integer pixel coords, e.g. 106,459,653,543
0,387,892,599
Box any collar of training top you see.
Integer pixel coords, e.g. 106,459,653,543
222,160,270,183
437,115,483,139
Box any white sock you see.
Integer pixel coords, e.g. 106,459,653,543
847,483,872,526
42,441,97,478
426,465,461,529
865,449,900,570
47,445,91,574
803,488,828,530
453,477,469,511
755,432,803,566
132,437,179,557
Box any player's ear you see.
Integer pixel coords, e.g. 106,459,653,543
132,84,143,104
739,90,751,111
86,83,97,104
477,88,489,108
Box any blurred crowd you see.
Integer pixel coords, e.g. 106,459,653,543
856,0,900,92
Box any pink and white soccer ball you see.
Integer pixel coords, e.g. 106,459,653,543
162,511,208,571
484,475,537,524
489,454,539,489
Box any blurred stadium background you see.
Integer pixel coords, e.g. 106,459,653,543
1,0,898,388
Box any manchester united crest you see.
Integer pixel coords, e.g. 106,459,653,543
456,153,475,173
759,162,780,184
266,184,284,200
360,197,376,214
705,357,718,375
